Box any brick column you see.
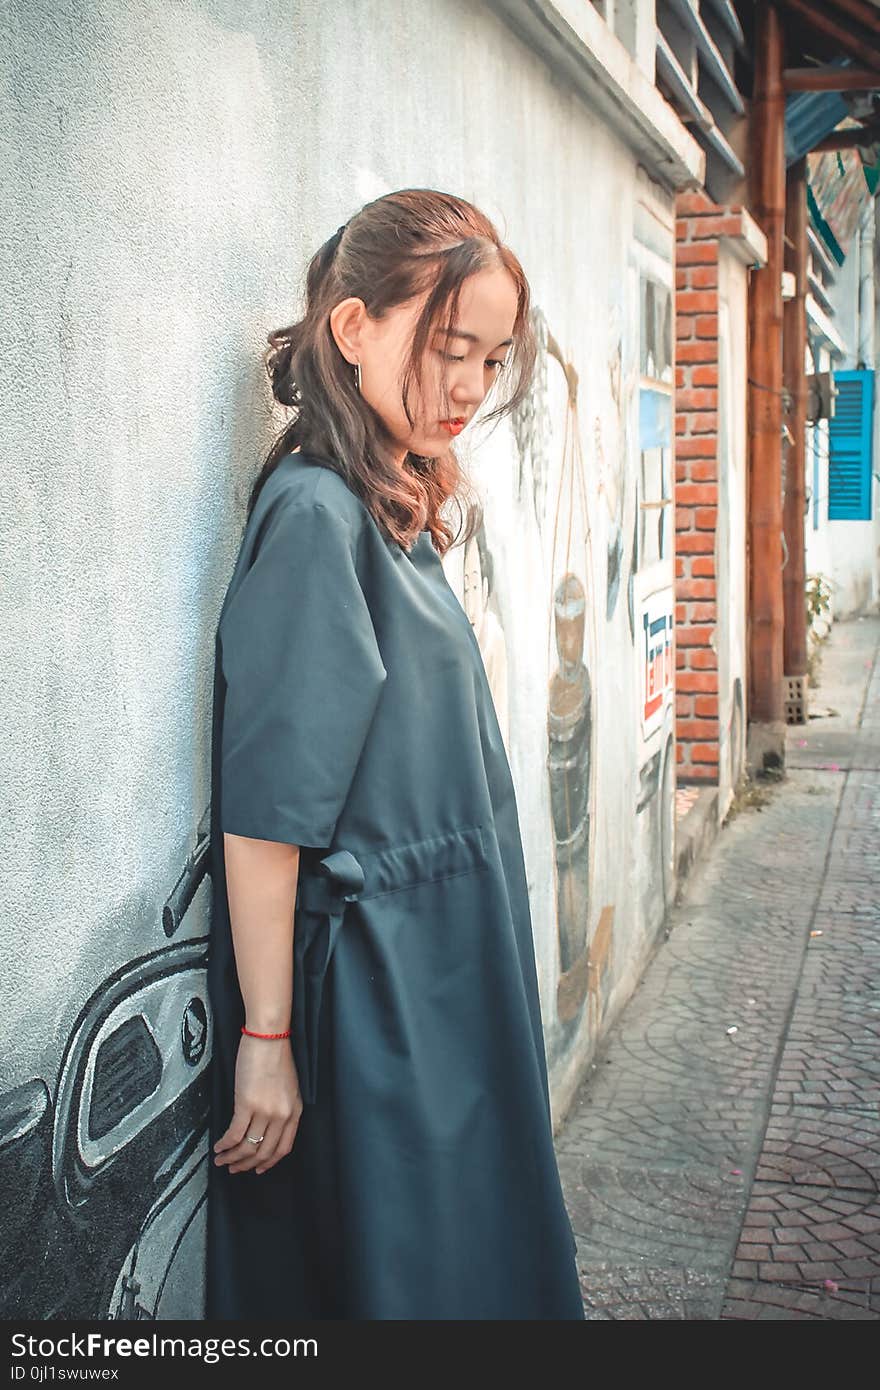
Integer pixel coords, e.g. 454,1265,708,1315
674,193,742,784
674,194,767,786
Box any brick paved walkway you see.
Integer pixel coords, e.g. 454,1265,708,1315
555,614,880,1319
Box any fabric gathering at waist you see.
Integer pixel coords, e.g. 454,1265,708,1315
290,822,490,1106
296,821,489,910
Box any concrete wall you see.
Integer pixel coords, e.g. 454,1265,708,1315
1,0,683,1318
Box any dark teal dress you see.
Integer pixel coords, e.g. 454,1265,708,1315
206,450,584,1320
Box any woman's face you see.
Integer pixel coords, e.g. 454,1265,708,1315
331,264,519,464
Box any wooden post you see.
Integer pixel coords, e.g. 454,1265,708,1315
783,156,809,687
746,1,787,765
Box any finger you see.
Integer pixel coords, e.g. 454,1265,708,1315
214,1110,264,1165
228,1117,283,1173
222,1121,271,1170
213,1109,256,1156
255,1115,301,1174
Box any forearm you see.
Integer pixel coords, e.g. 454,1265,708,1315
222,832,300,1031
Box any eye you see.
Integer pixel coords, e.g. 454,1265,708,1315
439,351,507,370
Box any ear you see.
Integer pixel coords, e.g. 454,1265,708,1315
329,297,367,366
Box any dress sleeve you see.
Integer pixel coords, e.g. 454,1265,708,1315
217,496,387,848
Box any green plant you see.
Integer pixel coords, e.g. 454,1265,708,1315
722,770,775,826
805,572,833,632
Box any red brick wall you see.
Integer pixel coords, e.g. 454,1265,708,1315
675,192,722,784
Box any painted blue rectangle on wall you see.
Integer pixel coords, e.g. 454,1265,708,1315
639,388,671,450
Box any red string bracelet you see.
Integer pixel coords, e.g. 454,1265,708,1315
241,1026,291,1039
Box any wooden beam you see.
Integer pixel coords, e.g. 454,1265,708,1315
783,65,880,92
782,157,809,685
747,1,787,739
826,0,880,36
812,118,880,150
779,0,880,71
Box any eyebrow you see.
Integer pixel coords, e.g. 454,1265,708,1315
438,327,514,347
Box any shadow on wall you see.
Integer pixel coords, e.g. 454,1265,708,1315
0,809,213,1321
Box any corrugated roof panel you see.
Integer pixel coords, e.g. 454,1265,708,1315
785,87,850,166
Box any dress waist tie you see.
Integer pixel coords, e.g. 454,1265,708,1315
291,849,365,1106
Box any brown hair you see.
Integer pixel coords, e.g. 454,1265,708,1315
250,188,537,555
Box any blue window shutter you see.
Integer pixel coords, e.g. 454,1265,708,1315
828,369,874,520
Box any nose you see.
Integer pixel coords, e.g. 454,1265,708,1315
451,361,488,410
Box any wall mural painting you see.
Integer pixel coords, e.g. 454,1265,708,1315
548,571,592,993
0,808,213,1320
639,390,672,566
638,273,674,572
635,268,676,912
596,293,636,625
627,494,639,644
537,325,605,1032
599,280,640,643
586,904,615,1038
509,304,553,534
462,525,510,753
636,591,676,909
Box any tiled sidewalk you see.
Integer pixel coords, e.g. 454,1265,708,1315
555,615,880,1319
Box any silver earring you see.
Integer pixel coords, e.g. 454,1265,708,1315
354,361,362,393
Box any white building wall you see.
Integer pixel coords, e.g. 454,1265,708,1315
714,244,749,813
804,339,836,640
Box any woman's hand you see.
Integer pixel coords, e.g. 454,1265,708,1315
213,1034,304,1175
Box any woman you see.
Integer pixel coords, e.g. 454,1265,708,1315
206,188,584,1320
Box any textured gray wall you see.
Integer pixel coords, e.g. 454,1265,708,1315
1,0,677,1318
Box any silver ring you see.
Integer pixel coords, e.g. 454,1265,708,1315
245,1134,265,1145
